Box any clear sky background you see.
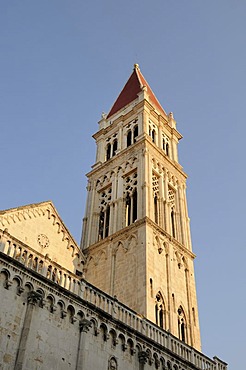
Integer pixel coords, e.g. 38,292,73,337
0,1,245,368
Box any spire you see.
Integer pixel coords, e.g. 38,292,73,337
107,64,167,118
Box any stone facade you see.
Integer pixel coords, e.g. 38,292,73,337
0,65,227,369
0,229,227,370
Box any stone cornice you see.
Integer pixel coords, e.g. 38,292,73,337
83,217,195,260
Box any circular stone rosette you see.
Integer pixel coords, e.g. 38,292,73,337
37,234,50,248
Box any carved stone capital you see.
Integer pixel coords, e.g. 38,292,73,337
27,291,42,306
79,318,92,333
17,286,25,296
138,351,148,364
4,280,12,290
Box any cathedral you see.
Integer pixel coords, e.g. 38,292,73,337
0,65,227,369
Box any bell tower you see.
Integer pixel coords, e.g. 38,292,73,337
81,64,201,350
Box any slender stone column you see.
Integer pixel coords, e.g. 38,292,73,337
76,318,92,370
14,291,42,370
159,172,165,229
138,351,148,370
163,171,170,233
165,248,172,333
88,183,96,245
185,268,194,347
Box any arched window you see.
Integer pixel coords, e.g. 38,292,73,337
152,173,159,224
162,138,165,150
98,187,112,240
127,130,132,147
98,206,110,240
112,139,118,156
98,210,104,240
106,143,111,160
133,125,138,142
124,172,138,226
178,306,186,342
155,292,165,329
166,143,169,157
152,130,156,143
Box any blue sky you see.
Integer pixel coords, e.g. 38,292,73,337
1,1,245,368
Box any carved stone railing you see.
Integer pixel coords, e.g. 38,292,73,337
82,282,226,370
0,229,227,370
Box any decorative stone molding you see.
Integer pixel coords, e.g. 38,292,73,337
27,291,42,306
138,351,149,364
79,318,92,333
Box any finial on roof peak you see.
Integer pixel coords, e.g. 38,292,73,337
134,63,140,70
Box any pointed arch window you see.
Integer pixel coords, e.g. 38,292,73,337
155,292,165,329
178,306,186,342
166,143,169,157
152,173,159,225
98,187,112,240
125,190,138,226
152,130,156,143
162,138,165,150
162,134,170,157
124,172,138,226
168,187,176,238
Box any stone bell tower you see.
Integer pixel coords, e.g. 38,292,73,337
81,64,201,351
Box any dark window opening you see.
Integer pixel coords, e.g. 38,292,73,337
127,131,132,147
150,278,153,298
152,130,155,143
181,322,185,342
154,196,158,224
133,125,138,142
99,210,105,240
105,206,110,238
126,193,131,226
155,304,159,325
106,144,111,161
166,143,169,157
112,140,118,156
171,209,175,238
159,308,164,328
132,189,137,222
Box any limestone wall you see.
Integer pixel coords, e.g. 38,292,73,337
0,240,227,370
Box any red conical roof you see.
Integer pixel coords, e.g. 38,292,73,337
107,64,166,118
